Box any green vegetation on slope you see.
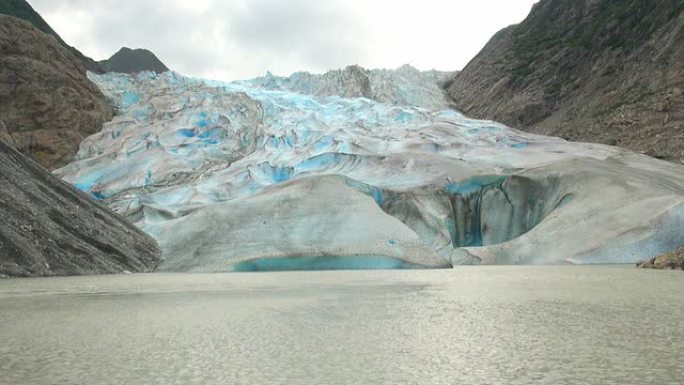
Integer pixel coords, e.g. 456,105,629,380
447,0,684,162
511,0,683,82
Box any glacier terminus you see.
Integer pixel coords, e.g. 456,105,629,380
55,65,684,271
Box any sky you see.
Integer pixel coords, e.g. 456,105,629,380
28,0,538,81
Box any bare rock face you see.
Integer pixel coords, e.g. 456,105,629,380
446,0,684,163
0,139,160,277
637,246,684,270
0,15,113,170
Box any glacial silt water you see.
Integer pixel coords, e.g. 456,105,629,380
1,266,682,385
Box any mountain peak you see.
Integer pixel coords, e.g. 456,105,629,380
99,47,169,74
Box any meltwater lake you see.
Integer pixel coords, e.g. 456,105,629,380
1,266,682,385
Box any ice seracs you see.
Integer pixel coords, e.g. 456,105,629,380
55,66,684,271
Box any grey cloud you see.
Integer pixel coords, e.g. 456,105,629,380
228,0,368,69
27,0,537,80
28,0,370,80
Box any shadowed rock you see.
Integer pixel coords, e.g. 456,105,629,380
0,139,160,277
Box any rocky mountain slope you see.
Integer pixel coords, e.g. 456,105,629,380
0,15,113,169
99,47,169,74
446,0,684,163
0,0,103,72
0,139,160,277
54,69,684,271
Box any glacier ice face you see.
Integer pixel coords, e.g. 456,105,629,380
155,175,450,272
235,64,455,111
55,67,684,271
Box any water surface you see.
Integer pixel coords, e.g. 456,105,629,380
1,266,682,385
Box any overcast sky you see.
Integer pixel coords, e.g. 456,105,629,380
28,0,537,81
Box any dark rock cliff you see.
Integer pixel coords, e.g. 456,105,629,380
446,0,684,162
0,15,113,169
0,139,160,277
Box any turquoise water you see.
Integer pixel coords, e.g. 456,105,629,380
0,266,682,385
232,255,418,271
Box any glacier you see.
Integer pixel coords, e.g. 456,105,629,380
55,65,684,271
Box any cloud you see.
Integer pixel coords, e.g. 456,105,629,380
227,0,369,71
27,0,537,81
